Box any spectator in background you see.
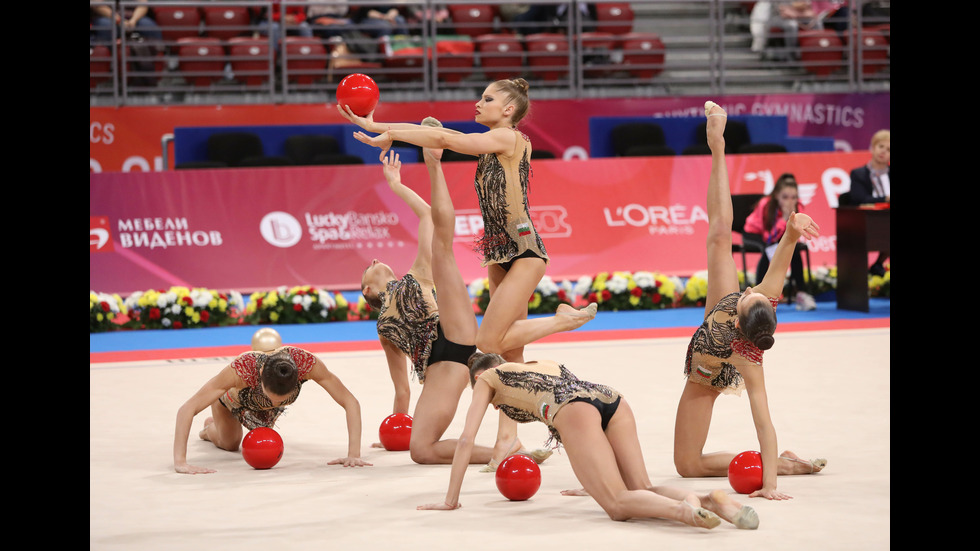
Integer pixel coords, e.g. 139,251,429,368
307,0,355,40
847,129,890,276
743,173,817,311
90,0,163,46
406,3,450,32
351,4,410,38
253,0,313,54
751,1,823,61
498,4,552,35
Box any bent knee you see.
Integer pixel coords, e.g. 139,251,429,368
674,456,706,478
602,501,632,522
409,443,440,465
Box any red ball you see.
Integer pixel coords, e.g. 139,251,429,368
495,454,541,501
336,73,379,117
378,413,412,451
241,427,284,470
728,451,764,494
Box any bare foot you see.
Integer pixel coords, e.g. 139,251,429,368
560,488,589,497
371,442,385,449
780,450,827,474
704,489,759,530
199,417,214,441
704,100,727,152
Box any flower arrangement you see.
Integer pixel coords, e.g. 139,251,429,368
468,277,491,314
869,267,889,298
582,271,681,311
90,265,890,332
123,286,244,330
528,275,573,314
243,285,346,324
680,270,708,308
90,291,127,332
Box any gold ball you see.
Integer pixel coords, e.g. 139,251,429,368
251,327,282,351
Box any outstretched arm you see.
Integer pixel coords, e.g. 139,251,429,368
754,212,820,298
173,366,240,474
418,381,494,510
337,104,463,136
380,150,434,282
307,358,372,467
741,365,792,500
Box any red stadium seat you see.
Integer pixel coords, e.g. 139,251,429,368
202,6,251,41
153,6,202,44
90,45,113,88
448,5,497,38
283,37,328,85
595,3,634,35
524,33,570,82
798,29,844,76
853,28,889,75
227,37,274,86
619,32,665,79
435,38,474,83
475,34,524,81
176,37,226,87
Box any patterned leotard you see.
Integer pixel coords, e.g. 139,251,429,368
472,129,549,267
219,346,317,429
684,292,779,396
376,273,440,383
478,362,620,447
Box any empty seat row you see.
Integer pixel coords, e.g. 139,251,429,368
178,132,364,169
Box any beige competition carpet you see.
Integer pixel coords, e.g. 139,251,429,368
91,327,889,550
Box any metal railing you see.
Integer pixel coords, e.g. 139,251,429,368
89,1,889,106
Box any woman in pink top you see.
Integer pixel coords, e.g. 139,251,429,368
743,173,817,310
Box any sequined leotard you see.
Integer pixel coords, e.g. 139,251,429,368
684,292,779,396
478,362,621,446
376,272,440,383
218,346,317,429
472,129,549,267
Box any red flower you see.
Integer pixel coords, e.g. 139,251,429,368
557,289,567,301
256,298,263,308
588,292,598,303
182,296,193,304
100,301,111,312
630,287,643,297
652,292,662,302
200,310,210,323
654,279,662,288
293,304,303,311
173,321,183,329
149,307,161,320
528,292,537,304
601,289,612,301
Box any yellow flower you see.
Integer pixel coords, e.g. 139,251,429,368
270,311,280,322
529,292,542,309
335,293,348,308
629,295,640,306
184,306,195,317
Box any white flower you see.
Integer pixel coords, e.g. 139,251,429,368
468,278,488,297
536,276,559,296
161,318,172,327
93,292,121,313
320,291,336,309
633,271,655,289
559,279,574,295
191,288,213,308
606,274,629,294
573,276,593,297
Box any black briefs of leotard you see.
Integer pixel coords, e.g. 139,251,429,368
498,249,545,272
426,322,477,367
568,395,622,431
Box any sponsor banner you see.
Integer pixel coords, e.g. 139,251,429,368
90,93,888,173
90,152,869,295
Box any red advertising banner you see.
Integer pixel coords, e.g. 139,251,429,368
91,151,870,296
90,93,889,173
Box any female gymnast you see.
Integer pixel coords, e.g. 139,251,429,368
362,129,551,466
339,77,596,364
173,345,370,474
417,352,760,531
672,101,826,499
